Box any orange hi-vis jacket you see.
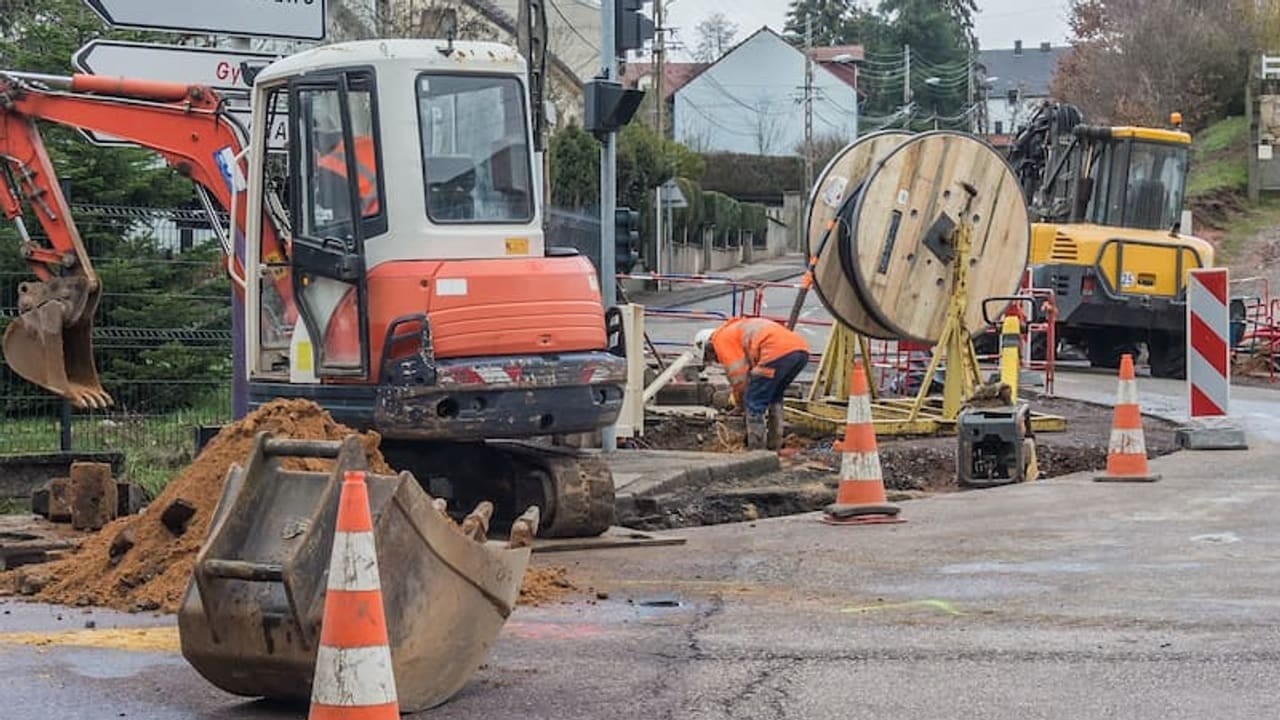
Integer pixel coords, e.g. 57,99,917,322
710,317,809,392
316,136,380,215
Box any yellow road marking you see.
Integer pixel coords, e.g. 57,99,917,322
0,626,180,653
840,599,965,616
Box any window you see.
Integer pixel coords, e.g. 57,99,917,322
1124,142,1187,231
417,73,534,223
994,120,1004,135
295,73,383,243
1086,140,1187,231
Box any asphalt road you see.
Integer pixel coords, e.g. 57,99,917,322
7,285,1280,718
6,429,1280,719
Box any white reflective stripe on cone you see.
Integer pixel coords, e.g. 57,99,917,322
846,395,872,425
311,645,398,706
841,452,883,482
1108,428,1147,456
327,531,382,592
1115,379,1138,406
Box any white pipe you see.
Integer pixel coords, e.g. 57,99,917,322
643,350,697,405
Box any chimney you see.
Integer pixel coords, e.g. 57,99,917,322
1014,40,1023,55
1040,42,1051,52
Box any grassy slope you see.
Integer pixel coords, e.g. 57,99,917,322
1187,116,1249,200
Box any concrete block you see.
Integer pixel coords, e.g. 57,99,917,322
69,462,117,531
0,452,124,502
1176,426,1248,451
706,453,782,484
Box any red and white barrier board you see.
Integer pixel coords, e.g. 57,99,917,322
1187,268,1230,417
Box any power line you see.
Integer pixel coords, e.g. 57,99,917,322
547,0,599,55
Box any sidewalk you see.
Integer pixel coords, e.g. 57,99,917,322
622,254,806,308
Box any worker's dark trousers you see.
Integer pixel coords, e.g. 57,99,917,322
744,350,809,419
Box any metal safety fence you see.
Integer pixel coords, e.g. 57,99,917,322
0,204,233,480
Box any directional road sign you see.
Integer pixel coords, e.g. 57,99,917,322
73,41,287,149
84,0,326,41
73,41,279,97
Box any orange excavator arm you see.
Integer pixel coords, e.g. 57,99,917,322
0,71,294,408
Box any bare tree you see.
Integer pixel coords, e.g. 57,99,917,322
1052,0,1250,129
752,101,784,155
694,12,739,63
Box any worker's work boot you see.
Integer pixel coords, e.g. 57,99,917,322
766,402,784,451
745,415,768,450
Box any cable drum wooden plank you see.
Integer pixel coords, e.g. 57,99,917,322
806,131,912,338
849,131,1030,343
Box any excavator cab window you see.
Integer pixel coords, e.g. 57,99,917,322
286,69,383,377
1086,139,1187,232
416,73,533,224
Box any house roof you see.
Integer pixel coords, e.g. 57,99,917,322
686,27,860,91
978,42,1065,98
621,62,709,99
808,45,865,63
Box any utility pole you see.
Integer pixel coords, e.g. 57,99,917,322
803,17,814,198
966,47,976,134
654,0,665,280
600,0,619,452
903,44,912,107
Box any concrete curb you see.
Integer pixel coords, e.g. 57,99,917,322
625,267,804,309
614,451,781,521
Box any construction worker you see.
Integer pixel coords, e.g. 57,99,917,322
315,134,381,218
694,318,809,450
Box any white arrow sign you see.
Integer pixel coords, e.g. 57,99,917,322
73,40,279,97
85,0,326,41
80,107,288,151
73,41,288,149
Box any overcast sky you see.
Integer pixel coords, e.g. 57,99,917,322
663,0,1072,56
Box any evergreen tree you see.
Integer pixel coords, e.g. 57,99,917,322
783,0,858,47
0,0,226,415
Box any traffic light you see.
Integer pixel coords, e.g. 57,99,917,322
616,0,655,54
584,79,645,139
615,207,640,274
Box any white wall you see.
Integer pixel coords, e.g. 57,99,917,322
674,31,858,157
986,94,1047,136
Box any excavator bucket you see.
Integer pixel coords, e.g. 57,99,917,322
177,433,537,712
1,277,111,408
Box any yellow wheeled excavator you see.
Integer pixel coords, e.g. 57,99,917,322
1009,102,1214,378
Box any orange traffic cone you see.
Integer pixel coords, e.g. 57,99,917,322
308,471,399,720
822,361,904,525
1094,354,1161,483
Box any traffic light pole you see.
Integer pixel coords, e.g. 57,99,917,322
600,0,619,452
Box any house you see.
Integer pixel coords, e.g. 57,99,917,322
619,61,709,132
669,28,861,156
978,40,1065,140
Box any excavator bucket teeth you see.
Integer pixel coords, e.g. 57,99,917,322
1,279,111,408
178,433,537,713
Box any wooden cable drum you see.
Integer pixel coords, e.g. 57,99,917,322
806,131,912,338
811,131,1031,343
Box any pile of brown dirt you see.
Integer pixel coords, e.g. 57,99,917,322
3,399,391,613
518,566,577,605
